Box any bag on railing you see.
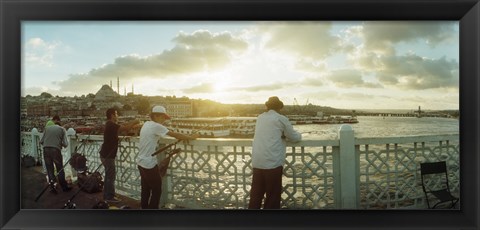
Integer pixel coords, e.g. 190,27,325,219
77,171,104,193
69,153,87,173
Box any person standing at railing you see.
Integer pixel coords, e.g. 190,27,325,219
40,115,72,194
248,96,302,209
136,105,198,209
100,108,141,204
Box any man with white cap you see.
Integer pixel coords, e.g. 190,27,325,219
136,105,198,209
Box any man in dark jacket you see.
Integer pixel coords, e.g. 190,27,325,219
100,108,140,203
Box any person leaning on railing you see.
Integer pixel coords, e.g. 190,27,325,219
136,105,199,209
100,108,141,204
248,96,302,209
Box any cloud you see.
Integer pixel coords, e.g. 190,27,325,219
182,82,215,94
56,30,249,94
300,77,324,87
358,21,457,54
348,22,459,91
233,82,293,92
181,81,294,94
24,38,61,67
173,30,248,52
294,59,327,73
326,69,383,88
374,55,458,90
258,22,343,60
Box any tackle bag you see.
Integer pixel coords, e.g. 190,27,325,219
21,155,36,168
69,153,87,173
158,157,171,178
77,171,104,193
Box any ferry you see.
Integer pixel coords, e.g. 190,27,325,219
168,117,231,137
327,115,359,124
225,117,257,137
287,115,325,125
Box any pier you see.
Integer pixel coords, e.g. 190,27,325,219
21,126,460,209
358,106,457,118
359,112,454,118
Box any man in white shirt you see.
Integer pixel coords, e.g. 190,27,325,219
248,96,302,209
136,105,198,209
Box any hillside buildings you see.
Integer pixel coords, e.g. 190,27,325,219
22,84,194,119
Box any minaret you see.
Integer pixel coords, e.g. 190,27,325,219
117,77,120,95
132,84,134,95
124,86,126,96
110,80,112,88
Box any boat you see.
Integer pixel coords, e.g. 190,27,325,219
326,115,359,124
225,117,257,137
168,117,231,137
287,115,327,125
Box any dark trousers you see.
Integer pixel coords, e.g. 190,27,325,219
248,166,283,209
101,158,116,200
138,165,162,209
43,147,68,190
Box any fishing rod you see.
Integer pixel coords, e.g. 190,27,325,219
151,139,182,157
151,123,202,157
150,122,205,157
35,131,93,202
63,135,129,209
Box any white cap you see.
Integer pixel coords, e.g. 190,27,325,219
151,106,171,119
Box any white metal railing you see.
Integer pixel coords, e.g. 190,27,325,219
21,125,459,209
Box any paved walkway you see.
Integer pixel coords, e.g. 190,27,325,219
21,166,140,209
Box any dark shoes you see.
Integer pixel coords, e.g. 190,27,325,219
62,187,73,192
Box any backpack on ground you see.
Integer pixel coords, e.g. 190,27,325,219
21,155,36,168
77,171,104,193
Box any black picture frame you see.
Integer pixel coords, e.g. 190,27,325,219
1,0,479,229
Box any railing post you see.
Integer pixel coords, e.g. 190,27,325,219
65,128,77,182
158,145,169,208
31,128,46,175
30,128,39,158
338,125,359,209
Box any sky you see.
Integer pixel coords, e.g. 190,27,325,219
22,21,459,110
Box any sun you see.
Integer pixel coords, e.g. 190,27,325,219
212,81,230,92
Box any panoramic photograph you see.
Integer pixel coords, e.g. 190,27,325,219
20,21,459,210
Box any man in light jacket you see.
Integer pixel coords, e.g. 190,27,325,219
249,96,302,209
40,115,71,193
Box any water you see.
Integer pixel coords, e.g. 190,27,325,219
295,116,459,140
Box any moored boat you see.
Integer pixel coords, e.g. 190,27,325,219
225,117,257,137
168,117,230,137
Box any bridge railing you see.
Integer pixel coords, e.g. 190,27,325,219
22,125,459,209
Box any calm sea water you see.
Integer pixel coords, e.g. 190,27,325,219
295,116,459,139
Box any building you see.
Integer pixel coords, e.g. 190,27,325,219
94,84,119,101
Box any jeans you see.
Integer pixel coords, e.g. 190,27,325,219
101,158,116,200
43,147,68,190
138,165,162,209
248,166,283,209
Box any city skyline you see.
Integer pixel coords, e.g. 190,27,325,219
22,21,459,110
